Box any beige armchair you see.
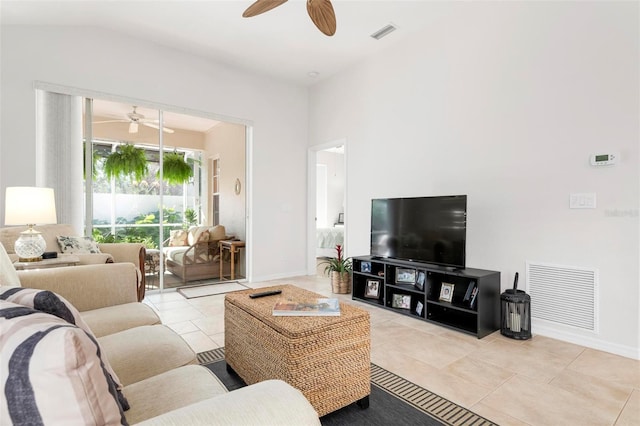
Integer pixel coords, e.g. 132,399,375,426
0,224,147,300
163,225,230,282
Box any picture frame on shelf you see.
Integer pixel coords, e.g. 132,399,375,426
361,261,372,273
392,294,411,309
365,280,380,299
395,268,416,284
415,301,424,316
415,271,425,291
439,283,455,303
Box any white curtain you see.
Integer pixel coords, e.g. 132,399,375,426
35,90,84,231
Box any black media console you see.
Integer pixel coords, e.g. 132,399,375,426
352,256,501,338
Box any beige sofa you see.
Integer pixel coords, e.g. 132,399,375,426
0,223,147,300
0,243,320,425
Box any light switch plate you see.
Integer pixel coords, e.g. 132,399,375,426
570,193,596,209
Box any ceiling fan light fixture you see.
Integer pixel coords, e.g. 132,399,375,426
371,23,397,40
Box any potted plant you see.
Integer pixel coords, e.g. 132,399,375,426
159,151,193,186
104,144,149,181
321,245,352,294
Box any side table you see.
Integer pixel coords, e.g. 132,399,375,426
14,255,80,270
218,240,245,280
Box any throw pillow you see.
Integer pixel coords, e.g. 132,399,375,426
0,287,129,411
56,235,102,254
187,226,210,246
197,230,210,243
168,229,188,247
209,225,226,241
0,243,20,286
0,300,128,425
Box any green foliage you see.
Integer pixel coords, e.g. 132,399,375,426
92,226,157,249
184,208,198,228
92,206,191,249
320,245,352,275
131,207,182,225
162,207,182,224
83,142,101,180
104,144,149,181
159,151,193,186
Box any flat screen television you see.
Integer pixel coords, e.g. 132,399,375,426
370,195,467,268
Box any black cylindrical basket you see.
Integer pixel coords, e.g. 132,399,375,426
500,273,531,340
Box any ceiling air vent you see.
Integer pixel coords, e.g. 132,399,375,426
370,24,397,40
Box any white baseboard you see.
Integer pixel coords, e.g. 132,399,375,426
250,269,309,284
532,320,639,360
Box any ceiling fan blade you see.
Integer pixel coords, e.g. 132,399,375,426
307,0,336,36
243,0,288,17
129,122,139,134
143,122,175,134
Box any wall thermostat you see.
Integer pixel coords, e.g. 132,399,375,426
590,153,618,166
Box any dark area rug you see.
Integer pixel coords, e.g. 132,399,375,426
198,348,497,426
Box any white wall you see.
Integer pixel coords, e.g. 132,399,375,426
207,123,246,241
309,2,639,358
317,151,345,227
0,25,309,281
205,122,247,277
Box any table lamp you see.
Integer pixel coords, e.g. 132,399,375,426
4,187,57,262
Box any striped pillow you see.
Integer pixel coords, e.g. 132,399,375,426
0,300,128,425
0,287,85,326
0,287,129,411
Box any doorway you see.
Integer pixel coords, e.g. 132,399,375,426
84,98,248,291
307,141,346,275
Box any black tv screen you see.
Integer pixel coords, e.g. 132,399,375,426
370,195,467,268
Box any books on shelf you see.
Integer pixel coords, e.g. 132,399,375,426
272,298,341,316
463,281,476,302
469,286,478,309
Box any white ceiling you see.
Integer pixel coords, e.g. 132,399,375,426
1,0,447,87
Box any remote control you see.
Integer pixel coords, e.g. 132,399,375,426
249,290,282,299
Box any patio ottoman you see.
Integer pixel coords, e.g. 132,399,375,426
224,284,370,416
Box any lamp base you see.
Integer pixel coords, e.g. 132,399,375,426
14,227,47,262
18,256,43,263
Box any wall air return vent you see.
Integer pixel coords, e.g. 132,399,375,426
526,261,598,332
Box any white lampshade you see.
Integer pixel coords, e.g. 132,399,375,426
5,187,57,225
5,187,57,261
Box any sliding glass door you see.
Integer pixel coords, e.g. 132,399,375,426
83,98,229,291
36,88,248,293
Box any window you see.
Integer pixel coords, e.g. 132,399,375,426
87,140,202,250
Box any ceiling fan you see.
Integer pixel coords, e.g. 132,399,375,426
243,0,336,36
93,106,175,134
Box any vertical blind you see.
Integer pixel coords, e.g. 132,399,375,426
35,90,84,230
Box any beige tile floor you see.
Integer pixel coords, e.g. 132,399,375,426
144,274,640,426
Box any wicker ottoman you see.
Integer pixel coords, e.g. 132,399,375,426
225,284,371,416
